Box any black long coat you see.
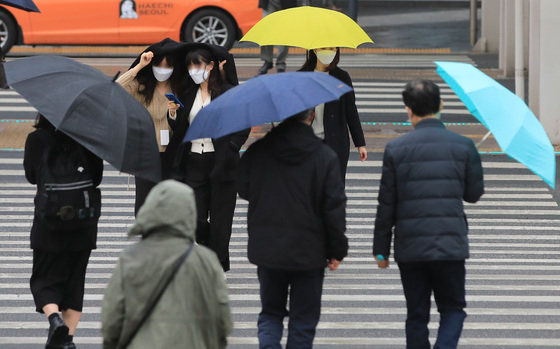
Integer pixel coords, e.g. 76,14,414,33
166,83,250,182
299,67,366,175
24,128,103,252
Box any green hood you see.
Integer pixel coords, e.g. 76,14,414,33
128,179,196,240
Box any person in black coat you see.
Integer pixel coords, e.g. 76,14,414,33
237,109,348,348
167,44,249,272
373,80,484,349
24,114,103,349
299,47,367,179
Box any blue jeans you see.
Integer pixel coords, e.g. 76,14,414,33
398,260,467,349
257,266,325,349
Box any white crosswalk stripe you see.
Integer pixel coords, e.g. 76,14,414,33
1,151,559,348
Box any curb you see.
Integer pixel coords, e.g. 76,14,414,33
7,45,454,58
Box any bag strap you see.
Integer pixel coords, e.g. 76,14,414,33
118,243,195,349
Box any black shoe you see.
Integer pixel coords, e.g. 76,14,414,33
46,313,69,348
258,61,273,75
276,67,286,73
62,342,76,349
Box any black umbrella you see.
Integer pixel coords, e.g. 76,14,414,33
0,0,40,12
5,55,161,182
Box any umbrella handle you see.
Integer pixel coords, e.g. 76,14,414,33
476,131,492,149
112,71,121,82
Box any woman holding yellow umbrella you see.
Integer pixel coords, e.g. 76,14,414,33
299,47,367,177
240,6,372,178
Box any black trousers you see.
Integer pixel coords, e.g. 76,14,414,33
184,152,237,271
30,249,91,313
257,267,325,349
134,152,167,215
398,260,467,349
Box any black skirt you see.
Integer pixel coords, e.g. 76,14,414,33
30,249,91,313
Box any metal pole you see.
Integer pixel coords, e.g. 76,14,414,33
514,0,525,101
348,0,358,22
470,0,478,46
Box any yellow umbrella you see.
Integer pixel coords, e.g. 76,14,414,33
240,6,373,50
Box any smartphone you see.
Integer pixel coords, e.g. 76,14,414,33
164,93,184,108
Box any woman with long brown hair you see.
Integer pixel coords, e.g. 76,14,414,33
117,38,185,214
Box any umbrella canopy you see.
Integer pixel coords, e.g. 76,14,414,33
239,6,373,49
184,71,352,142
0,0,40,12
435,61,556,188
5,55,162,182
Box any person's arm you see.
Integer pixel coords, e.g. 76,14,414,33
373,147,397,268
23,132,38,185
463,140,484,203
236,147,252,200
323,155,348,268
229,128,250,151
116,51,153,93
101,260,126,349
340,71,366,150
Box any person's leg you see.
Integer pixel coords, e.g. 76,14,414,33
184,153,213,245
134,176,155,215
275,46,289,72
257,266,289,349
398,262,432,349
61,250,91,336
432,261,467,349
209,180,237,271
286,269,325,349
258,8,274,74
31,250,70,348
61,309,82,335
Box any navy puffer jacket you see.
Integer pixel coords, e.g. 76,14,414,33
373,118,484,262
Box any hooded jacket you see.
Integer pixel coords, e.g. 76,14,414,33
237,121,348,270
101,180,232,349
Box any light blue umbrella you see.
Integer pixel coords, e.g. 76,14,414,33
184,72,352,142
435,61,556,188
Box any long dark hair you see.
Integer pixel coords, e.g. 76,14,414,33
185,48,223,98
33,113,74,147
135,53,184,105
300,48,340,72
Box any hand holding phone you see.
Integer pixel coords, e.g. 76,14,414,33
165,93,184,108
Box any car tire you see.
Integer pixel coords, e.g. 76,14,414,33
0,11,16,53
184,9,236,49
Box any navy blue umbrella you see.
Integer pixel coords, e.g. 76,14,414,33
0,0,40,12
184,72,352,142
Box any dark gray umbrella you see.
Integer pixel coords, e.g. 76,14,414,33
5,55,161,182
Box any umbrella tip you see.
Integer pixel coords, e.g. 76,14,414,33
112,71,121,82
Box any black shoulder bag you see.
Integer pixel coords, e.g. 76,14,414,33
118,243,195,349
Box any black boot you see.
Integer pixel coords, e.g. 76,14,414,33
46,313,69,348
258,61,273,75
62,334,76,349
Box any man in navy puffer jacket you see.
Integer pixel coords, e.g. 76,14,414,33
373,80,484,349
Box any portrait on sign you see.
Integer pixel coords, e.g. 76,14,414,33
120,0,139,19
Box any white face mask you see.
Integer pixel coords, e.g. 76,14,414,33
152,66,173,82
316,50,336,65
189,67,209,85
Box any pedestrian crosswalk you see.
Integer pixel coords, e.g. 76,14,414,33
0,55,479,123
1,151,559,348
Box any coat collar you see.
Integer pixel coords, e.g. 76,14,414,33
414,118,445,130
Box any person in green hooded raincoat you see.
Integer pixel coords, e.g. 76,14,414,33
101,180,232,349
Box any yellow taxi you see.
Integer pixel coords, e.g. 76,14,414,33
0,0,261,52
